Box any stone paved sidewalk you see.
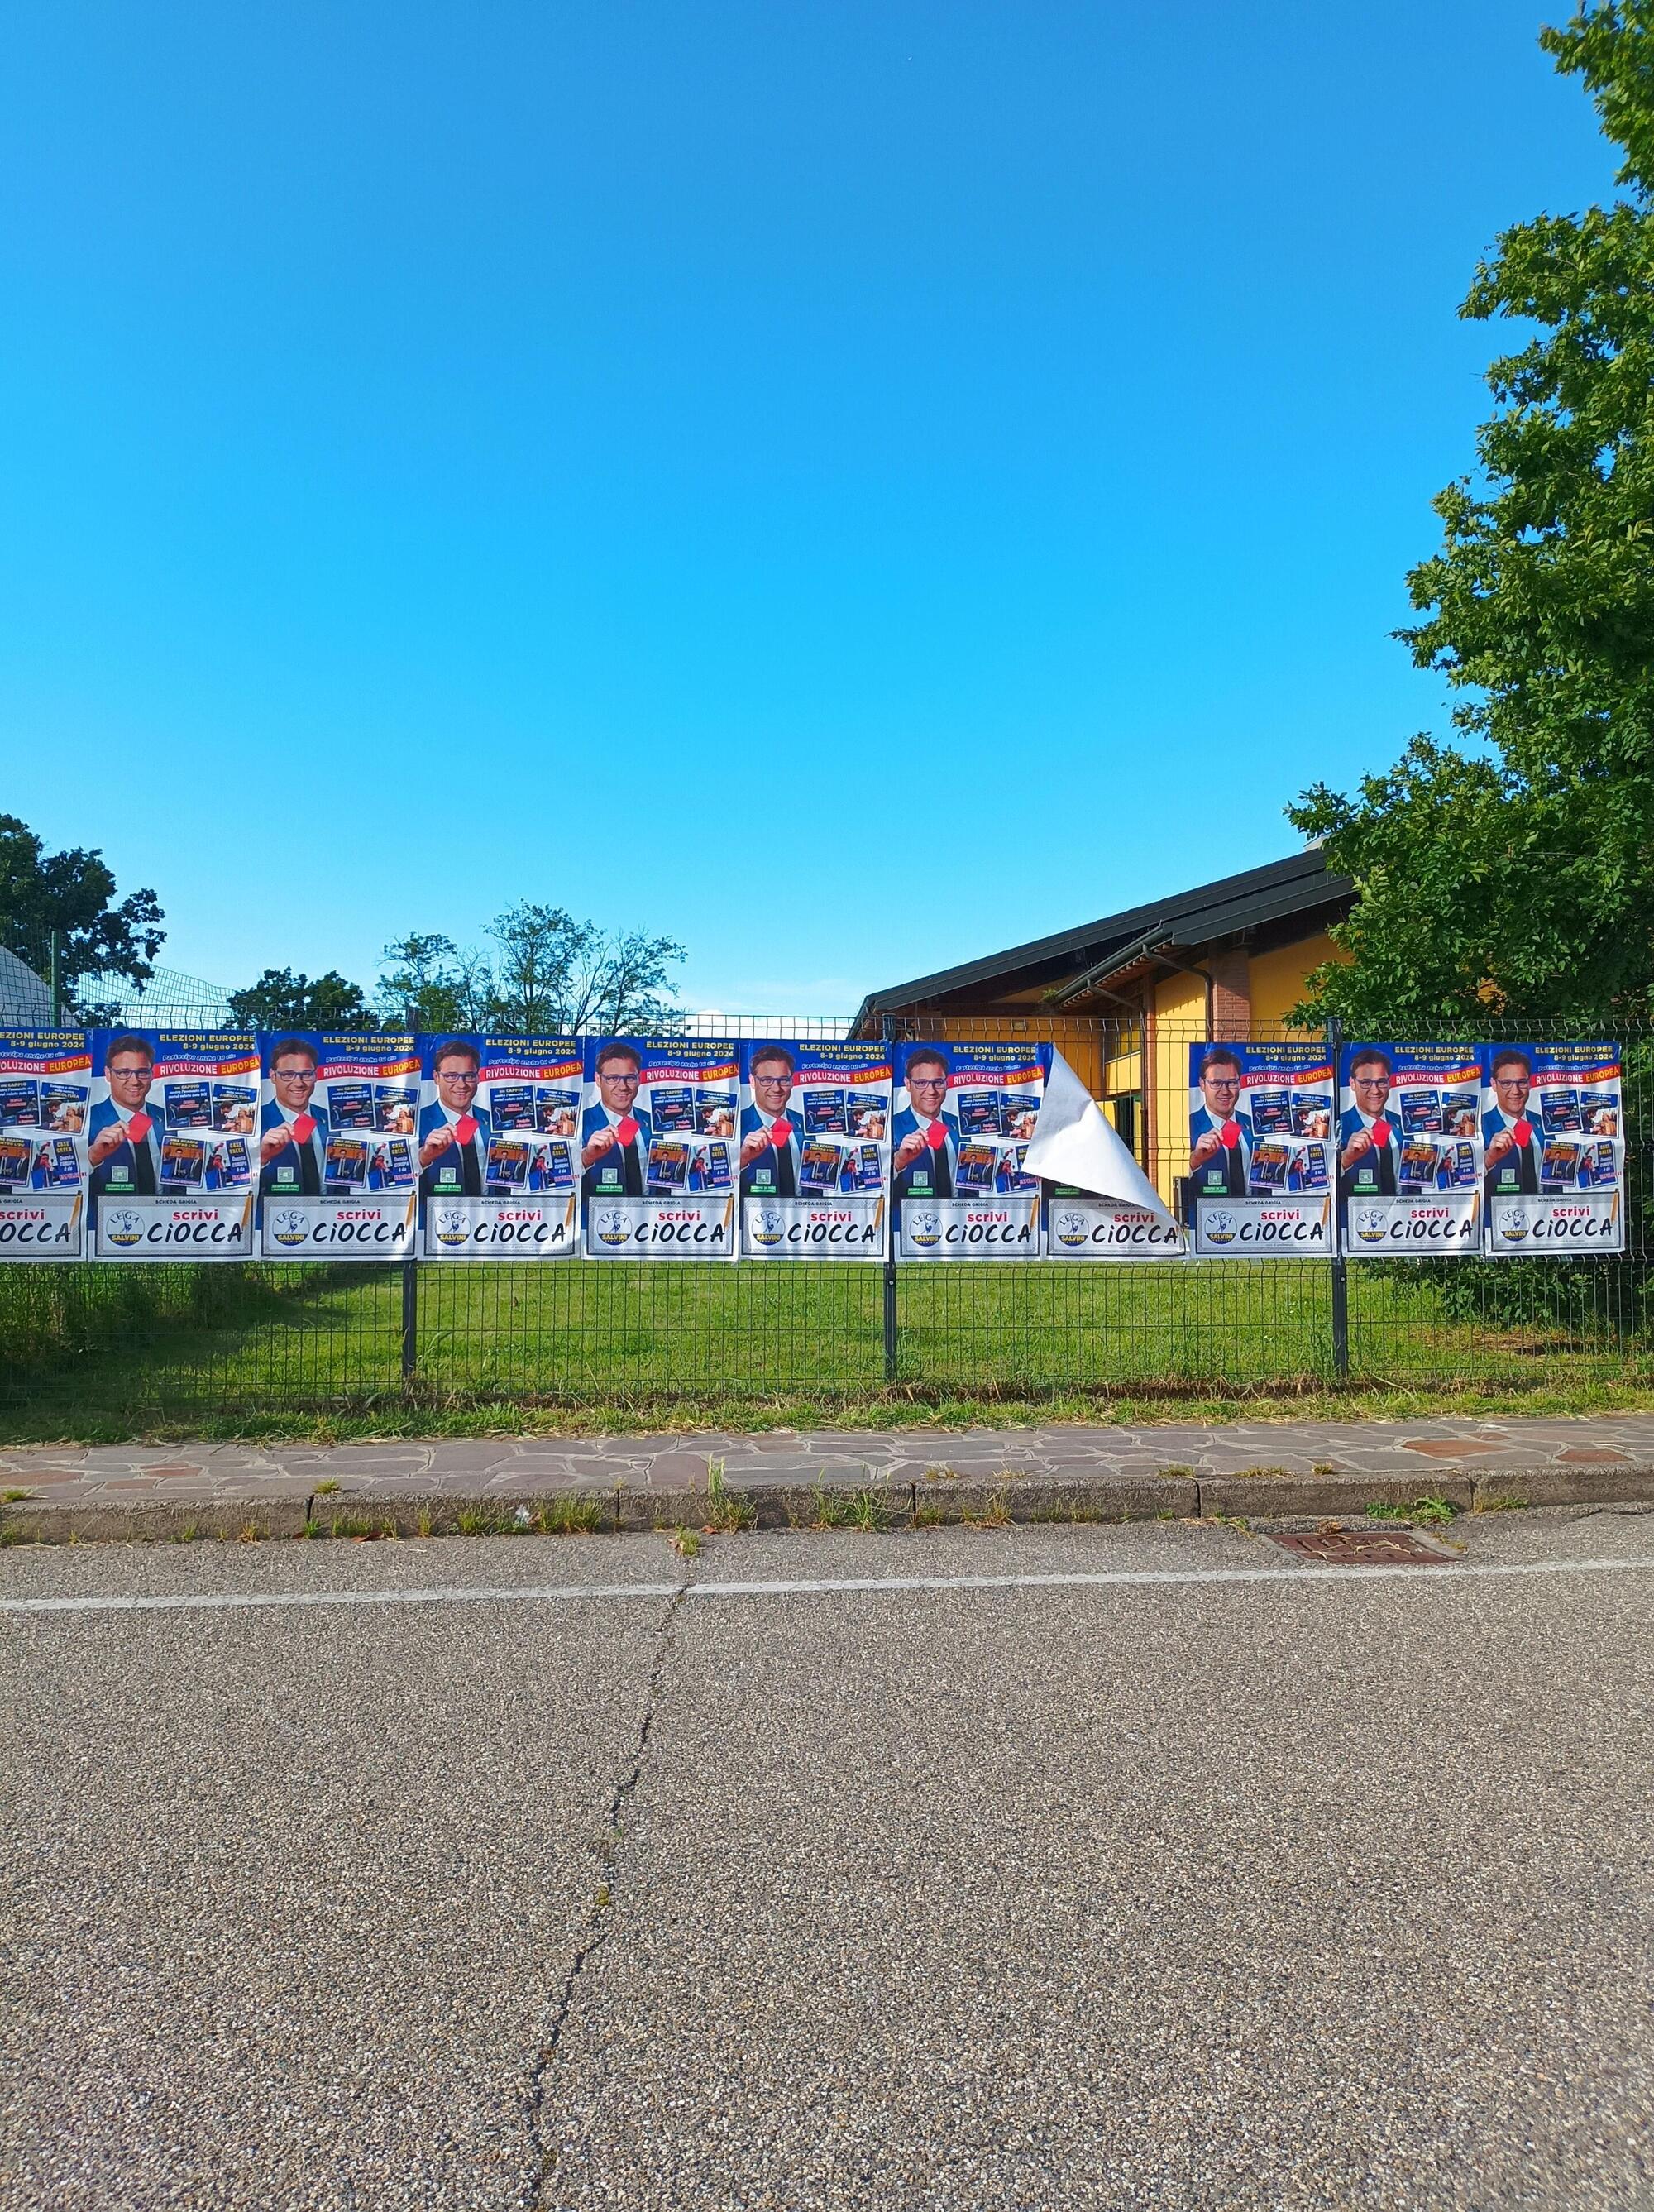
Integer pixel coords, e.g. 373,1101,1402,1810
4,1414,1654,1541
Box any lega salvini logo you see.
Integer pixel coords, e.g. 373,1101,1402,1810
1354,1204,1389,1245
434,1206,471,1247
103,1207,146,1248
906,1208,943,1248
750,1207,785,1248
270,1207,311,1247
1201,1208,1239,1247
1498,1205,1530,1244
1053,1209,1091,1248
595,1206,633,1248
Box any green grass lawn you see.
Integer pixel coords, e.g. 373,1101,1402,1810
2,1255,1651,1443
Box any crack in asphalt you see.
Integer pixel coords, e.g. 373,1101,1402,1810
522,1576,688,2208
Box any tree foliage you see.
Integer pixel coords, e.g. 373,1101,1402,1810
0,813,165,1014
378,906,684,1034
1292,1,1654,1032
225,968,379,1032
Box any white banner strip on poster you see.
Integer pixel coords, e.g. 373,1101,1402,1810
1027,1048,1185,1260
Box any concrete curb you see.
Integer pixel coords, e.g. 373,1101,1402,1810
4,1462,1654,1545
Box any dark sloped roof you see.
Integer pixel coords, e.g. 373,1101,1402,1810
849,848,1350,1032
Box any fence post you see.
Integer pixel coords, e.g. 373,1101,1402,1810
882,1017,899,1383
401,1257,419,1383
1327,1015,1349,1379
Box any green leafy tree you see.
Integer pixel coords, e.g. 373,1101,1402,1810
225,968,378,1032
375,932,495,1032
0,813,165,1016
378,909,685,1034
1291,1,1654,1033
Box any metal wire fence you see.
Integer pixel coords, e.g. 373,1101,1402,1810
1,1003,1648,1429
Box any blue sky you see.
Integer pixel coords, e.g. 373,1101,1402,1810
0,3,1618,1017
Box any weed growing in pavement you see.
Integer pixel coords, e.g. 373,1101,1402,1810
1159,1464,1195,1478
331,1512,397,1540
456,1506,509,1536
414,1505,437,1538
1231,1466,1290,1481
313,1478,341,1497
705,1458,757,1532
813,1484,887,1532
533,1496,605,1535
1475,1493,1531,1513
2,1487,30,1503
1311,1462,1340,1477
174,1522,202,1543
915,1502,945,1528
672,1526,702,1559
237,1521,263,1544
1156,1507,1178,1521
1365,1496,1460,1527
965,1487,1013,1530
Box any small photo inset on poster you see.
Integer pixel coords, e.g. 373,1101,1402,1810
165,1082,213,1130
42,1081,88,1132
485,1137,533,1189
1002,1099,1038,1142
1398,1139,1439,1193
1291,1142,1328,1192
375,1138,414,1187
646,1139,691,1192
803,1089,847,1136
696,1140,732,1192
534,1138,574,1189
1441,1089,1477,1137
325,1135,371,1187
955,1089,1003,1138
652,1087,696,1133
536,1088,580,1137
490,1084,537,1132
214,1137,251,1187
1581,1089,1618,1136
1250,1085,1291,1136
1541,1138,1580,1190
798,1141,842,1195
695,1088,737,1137
1247,1142,1290,1195
1290,1091,1331,1139
846,1091,886,1140
853,1142,883,1190
374,1084,418,1135
42,1136,82,1186
160,1135,208,1187
0,1133,34,1186
1581,1138,1618,1187
1444,1140,1478,1186
997,1142,1037,1193
954,1142,998,1194
0,1080,37,1127
212,1083,256,1134
1397,1089,1442,1136
328,1083,374,1131
1542,1089,1581,1134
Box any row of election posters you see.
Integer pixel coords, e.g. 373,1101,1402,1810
1186,1041,1626,1257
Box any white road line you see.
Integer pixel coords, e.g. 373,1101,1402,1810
3,1556,1654,1616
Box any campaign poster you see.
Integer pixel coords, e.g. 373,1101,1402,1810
1483,1041,1625,1256
0,1029,92,1260
1045,1186,1186,1262
893,1041,1045,1261
739,1040,892,1260
88,1028,259,1262
258,1032,419,1261
581,1037,739,1260
417,1033,583,1260
1337,1043,1484,1257
1185,1041,1333,1257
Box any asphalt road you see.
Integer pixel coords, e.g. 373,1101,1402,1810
4,1511,1653,2210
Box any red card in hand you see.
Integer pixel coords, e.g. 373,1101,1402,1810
924,1119,948,1151
1513,1117,1532,1146
456,1113,479,1146
616,1115,639,1147
770,1117,792,1145
1219,1118,1240,1148
127,1111,151,1142
292,1113,316,1144
1371,1117,1392,1145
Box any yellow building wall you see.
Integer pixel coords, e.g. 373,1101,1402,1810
1248,931,1346,1034
1148,970,1206,1204
928,1013,1104,1098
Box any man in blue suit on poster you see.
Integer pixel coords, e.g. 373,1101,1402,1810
1483,1046,1543,1198
259,1037,329,1196
87,1034,165,1209
1188,1044,1254,1201
739,1044,808,1198
1337,1046,1398,1200
581,1041,653,1198
891,1046,958,1203
418,1037,493,1197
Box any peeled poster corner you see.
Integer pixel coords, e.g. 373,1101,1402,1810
1025,1049,1186,1257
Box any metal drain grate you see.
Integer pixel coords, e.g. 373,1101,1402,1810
1269,1527,1453,1566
